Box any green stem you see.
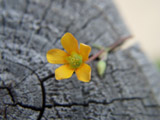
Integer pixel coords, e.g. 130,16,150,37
86,35,132,63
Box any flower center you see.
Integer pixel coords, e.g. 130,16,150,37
67,52,83,69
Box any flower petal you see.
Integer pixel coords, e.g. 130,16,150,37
75,63,91,82
79,43,91,62
55,65,74,80
61,32,79,54
46,49,68,64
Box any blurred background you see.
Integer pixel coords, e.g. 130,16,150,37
113,0,160,70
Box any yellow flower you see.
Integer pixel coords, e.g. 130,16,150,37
46,33,91,82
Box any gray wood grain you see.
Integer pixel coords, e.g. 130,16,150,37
0,0,160,120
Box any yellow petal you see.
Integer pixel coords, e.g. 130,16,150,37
46,49,68,64
79,43,91,62
75,63,91,82
61,33,79,54
55,65,74,80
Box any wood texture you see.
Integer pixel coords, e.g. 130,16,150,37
0,0,160,120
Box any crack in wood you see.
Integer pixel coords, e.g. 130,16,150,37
41,73,55,82
35,0,54,34
0,86,15,103
1,12,6,35
37,80,46,120
53,20,74,45
143,105,160,108
18,0,30,27
0,86,42,111
111,113,131,117
13,0,31,36
45,97,143,108
0,60,47,120
4,106,8,119
137,113,160,117
61,0,66,9
73,11,103,35
92,30,108,44
5,102,42,111
1,85,147,119
111,112,160,119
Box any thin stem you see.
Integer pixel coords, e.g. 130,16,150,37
86,49,105,63
86,35,132,63
109,35,132,52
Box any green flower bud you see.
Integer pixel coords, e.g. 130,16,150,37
97,60,106,77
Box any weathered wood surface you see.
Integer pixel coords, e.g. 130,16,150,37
0,0,160,120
